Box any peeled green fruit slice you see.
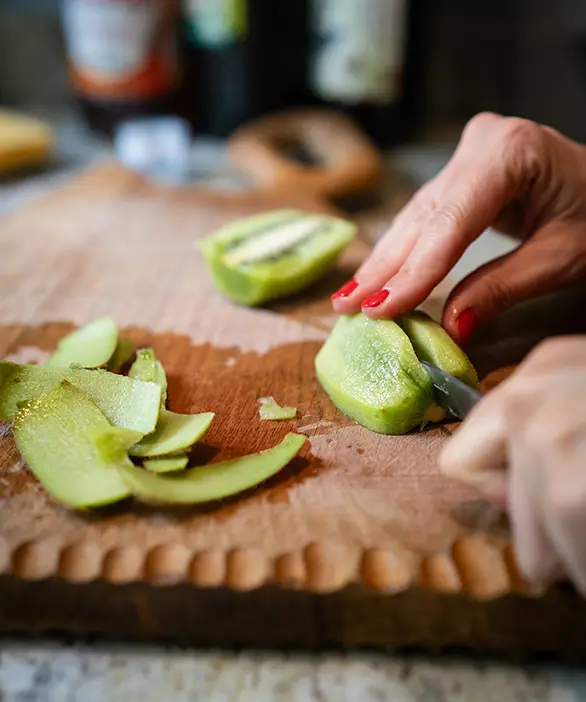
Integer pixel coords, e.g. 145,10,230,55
198,209,357,306
0,361,161,435
120,432,306,504
397,311,478,388
258,396,297,420
316,312,479,434
13,381,135,509
143,455,189,473
45,316,118,369
315,314,435,435
130,409,215,457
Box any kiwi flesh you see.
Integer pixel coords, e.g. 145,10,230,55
396,311,479,388
315,312,478,435
198,209,357,306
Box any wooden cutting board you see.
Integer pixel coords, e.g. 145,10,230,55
2,113,586,656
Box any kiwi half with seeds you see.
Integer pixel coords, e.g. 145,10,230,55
198,209,357,306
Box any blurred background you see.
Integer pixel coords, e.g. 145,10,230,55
1,0,584,149
0,0,584,237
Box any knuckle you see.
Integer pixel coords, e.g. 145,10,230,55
499,117,546,174
481,271,516,314
462,111,504,140
499,116,542,145
429,200,466,236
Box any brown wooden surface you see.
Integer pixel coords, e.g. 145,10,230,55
1,162,586,654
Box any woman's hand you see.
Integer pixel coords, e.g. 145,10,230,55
331,112,586,344
440,336,586,593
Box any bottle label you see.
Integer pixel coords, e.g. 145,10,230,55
62,0,180,102
184,0,247,49
311,0,407,105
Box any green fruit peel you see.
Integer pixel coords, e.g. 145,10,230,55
129,347,168,406
120,432,306,504
13,381,135,509
106,338,135,372
0,318,308,510
258,396,297,420
45,316,118,369
0,361,161,435
143,454,189,473
129,409,215,457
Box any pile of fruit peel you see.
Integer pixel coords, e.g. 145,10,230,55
0,316,305,511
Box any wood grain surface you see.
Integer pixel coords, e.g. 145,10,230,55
1,162,586,653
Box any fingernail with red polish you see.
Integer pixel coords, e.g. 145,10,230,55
331,278,359,301
362,289,390,308
456,307,479,345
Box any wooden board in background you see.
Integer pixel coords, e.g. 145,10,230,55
2,162,586,656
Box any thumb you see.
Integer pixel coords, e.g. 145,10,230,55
442,223,586,344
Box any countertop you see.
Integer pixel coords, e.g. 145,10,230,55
1,110,585,702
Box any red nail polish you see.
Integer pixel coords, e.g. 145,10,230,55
331,278,358,301
456,307,479,345
362,289,390,308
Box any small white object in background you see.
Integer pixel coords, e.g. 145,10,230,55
114,117,192,185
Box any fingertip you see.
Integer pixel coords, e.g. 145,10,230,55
330,295,363,315
360,289,408,319
330,277,358,302
361,288,389,309
440,300,460,341
440,437,509,505
438,435,463,477
442,299,481,347
330,277,366,314
456,307,480,346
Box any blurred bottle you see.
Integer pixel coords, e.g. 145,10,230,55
272,0,315,109
61,0,183,137
308,0,418,148
181,0,280,137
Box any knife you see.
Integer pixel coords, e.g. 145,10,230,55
421,361,483,420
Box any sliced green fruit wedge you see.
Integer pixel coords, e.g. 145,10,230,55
0,361,161,434
130,409,215,457
198,209,357,306
129,347,168,406
120,432,306,504
315,314,435,435
45,316,118,369
258,396,297,420
316,313,479,435
106,338,135,372
143,454,189,473
13,380,135,509
397,311,479,388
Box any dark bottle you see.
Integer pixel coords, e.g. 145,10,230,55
60,0,184,138
308,0,420,148
272,0,316,109
181,0,279,137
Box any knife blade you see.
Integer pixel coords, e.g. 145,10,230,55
421,361,483,420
